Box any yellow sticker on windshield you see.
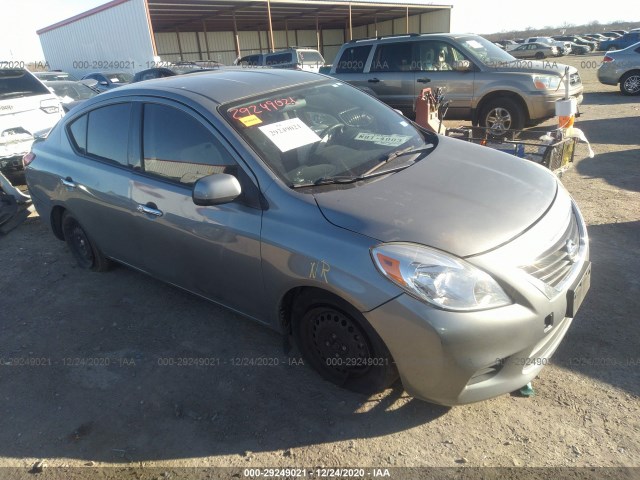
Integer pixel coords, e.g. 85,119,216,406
238,115,262,127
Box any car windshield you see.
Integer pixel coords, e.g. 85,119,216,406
222,80,434,187
45,81,98,102
106,73,133,83
0,69,50,98
298,51,324,65
458,36,516,66
35,72,78,81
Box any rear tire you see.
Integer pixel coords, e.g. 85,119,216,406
620,71,640,96
292,290,398,394
479,97,525,133
61,211,111,271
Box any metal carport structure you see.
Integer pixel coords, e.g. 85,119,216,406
38,0,452,74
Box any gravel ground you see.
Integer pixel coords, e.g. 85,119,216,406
0,54,638,479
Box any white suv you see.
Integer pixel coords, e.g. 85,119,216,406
1,68,63,173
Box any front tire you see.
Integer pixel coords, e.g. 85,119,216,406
620,71,640,96
292,290,398,394
61,211,111,271
535,51,545,59
479,97,525,133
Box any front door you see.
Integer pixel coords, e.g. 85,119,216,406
128,100,265,320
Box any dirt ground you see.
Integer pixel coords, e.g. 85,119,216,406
0,54,639,479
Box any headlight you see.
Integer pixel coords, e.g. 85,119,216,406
371,243,511,311
533,75,562,90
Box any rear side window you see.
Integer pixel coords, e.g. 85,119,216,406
298,51,324,65
0,69,50,99
68,115,88,153
371,42,413,72
86,104,131,166
142,103,235,185
336,45,372,73
266,53,293,66
239,55,261,66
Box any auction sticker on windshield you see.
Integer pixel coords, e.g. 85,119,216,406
259,118,321,152
354,133,411,147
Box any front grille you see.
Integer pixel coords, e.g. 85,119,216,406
522,214,580,288
570,72,581,86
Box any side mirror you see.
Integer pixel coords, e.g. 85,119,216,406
193,173,242,206
452,60,472,72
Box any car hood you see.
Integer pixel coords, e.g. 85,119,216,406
313,135,558,257
492,60,577,76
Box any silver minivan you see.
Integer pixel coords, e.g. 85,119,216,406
236,47,325,73
328,34,584,131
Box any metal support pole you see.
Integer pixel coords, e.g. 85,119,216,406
176,29,183,61
316,15,320,51
406,7,409,33
232,11,241,58
202,20,211,60
285,20,289,47
267,0,275,52
375,14,378,37
348,3,352,40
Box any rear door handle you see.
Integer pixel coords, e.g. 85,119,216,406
137,203,163,217
368,78,380,83
60,177,76,189
417,77,431,84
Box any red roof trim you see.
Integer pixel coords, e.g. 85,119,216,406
37,0,132,35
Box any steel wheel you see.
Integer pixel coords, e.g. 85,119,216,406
292,290,398,393
61,211,111,271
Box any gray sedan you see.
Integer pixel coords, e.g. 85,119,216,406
24,69,591,405
510,42,558,59
597,41,640,95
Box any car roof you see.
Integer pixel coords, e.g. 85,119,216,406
97,68,323,105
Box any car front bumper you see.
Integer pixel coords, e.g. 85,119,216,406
528,90,584,122
364,188,590,406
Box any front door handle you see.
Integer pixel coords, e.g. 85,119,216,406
137,203,163,217
368,78,380,83
60,177,76,189
417,77,431,84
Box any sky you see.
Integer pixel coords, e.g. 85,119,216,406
1,0,639,61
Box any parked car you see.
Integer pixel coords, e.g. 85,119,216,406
597,41,640,95
599,32,640,51
81,72,133,92
43,80,100,112
327,33,583,130
566,43,590,55
510,42,558,59
553,35,597,52
0,68,63,174
34,71,79,82
132,62,222,83
495,40,519,51
235,47,325,72
602,32,622,38
525,37,569,56
24,69,591,406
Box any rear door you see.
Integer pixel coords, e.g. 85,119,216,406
411,40,475,119
56,102,139,265
128,100,265,318
366,41,416,114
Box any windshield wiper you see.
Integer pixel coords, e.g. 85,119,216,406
291,164,415,189
364,144,435,176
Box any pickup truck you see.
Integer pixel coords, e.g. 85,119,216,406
326,33,583,131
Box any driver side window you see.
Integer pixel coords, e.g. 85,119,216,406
142,103,236,186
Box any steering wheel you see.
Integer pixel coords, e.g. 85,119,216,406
308,123,346,159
